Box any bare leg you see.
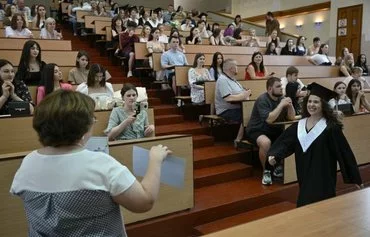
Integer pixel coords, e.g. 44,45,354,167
172,75,177,95
235,123,244,141
127,52,135,77
256,135,271,170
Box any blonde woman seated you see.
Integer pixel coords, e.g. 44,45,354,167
105,83,155,140
339,53,354,77
76,64,114,110
139,25,151,43
246,28,261,47
267,29,280,48
40,17,63,39
188,53,214,104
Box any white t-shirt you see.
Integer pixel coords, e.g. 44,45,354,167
310,54,331,65
5,26,32,38
40,28,62,39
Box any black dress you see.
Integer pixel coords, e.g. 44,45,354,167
267,119,362,207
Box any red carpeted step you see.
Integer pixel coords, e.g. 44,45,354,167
155,121,209,136
148,97,162,106
193,201,296,235
194,145,248,169
153,104,180,116
155,114,184,125
194,163,253,188
193,135,215,149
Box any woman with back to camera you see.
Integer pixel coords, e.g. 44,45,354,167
105,83,155,140
0,59,34,115
11,89,170,236
245,52,272,80
15,40,45,86
188,53,213,104
76,63,114,110
346,79,370,113
209,52,224,81
37,63,72,104
268,82,363,207
308,44,332,66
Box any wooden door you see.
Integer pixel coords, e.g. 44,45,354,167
336,4,362,59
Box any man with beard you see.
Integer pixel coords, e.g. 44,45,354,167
215,59,252,144
244,77,295,185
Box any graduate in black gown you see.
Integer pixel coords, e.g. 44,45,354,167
268,83,363,207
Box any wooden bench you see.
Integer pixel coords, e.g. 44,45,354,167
84,15,111,29
152,53,336,72
0,28,41,38
0,108,155,154
0,38,72,50
0,134,193,236
1,50,78,66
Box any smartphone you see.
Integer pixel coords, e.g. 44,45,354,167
133,102,141,117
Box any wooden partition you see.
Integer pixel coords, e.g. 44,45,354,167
0,134,193,236
0,29,41,38
1,50,78,66
95,20,111,35
0,108,155,154
61,2,71,14
84,15,111,29
76,10,92,23
153,53,336,72
283,113,370,184
205,188,370,237
0,38,72,50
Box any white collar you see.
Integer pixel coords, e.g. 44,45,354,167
297,117,327,152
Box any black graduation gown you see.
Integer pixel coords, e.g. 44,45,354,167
268,121,362,207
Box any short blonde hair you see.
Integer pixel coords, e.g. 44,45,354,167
352,66,363,75
45,17,56,26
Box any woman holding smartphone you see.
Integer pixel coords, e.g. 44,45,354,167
105,83,155,141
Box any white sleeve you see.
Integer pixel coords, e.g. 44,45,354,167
5,26,13,37
39,28,46,39
106,82,114,96
76,82,88,94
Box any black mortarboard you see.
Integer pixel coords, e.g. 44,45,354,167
198,12,208,18
307,83,337,102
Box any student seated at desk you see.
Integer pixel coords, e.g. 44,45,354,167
188,53,213,104
147,28,165,80
268,83,363,207
346,79,370,113
39,17,62,39
244,77,296,185
209,28,225,46
355,54,369,76
280,38,295,55
105,83,154,140
0,59,34,115
328,81,351,109
76,64,114,110
11,89,170,236
245,52,272,80
68,50,112,85
2,4,17,27
308,44,332,66
32,4,46,29
186,27,202,45
118,21,140,78
15,40,45,86
37,63,72,105
281,66,307,114
339,53,354,77
209,52,224,81
215,59,251,144
343,67,370,92
245,28,260,47
5,13,33,38
265,42,278,55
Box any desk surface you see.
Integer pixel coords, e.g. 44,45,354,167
205,188,370,236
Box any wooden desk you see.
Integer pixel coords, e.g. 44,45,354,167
1,50,78,66
205,188,370,237
0,134,193,236
76,10,92,23
0,38,72,51
84,15,111,29
0,108,155,154
94,20,111,35
0,28,41,38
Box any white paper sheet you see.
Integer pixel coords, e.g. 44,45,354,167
85,136,109,154
132,146,185,188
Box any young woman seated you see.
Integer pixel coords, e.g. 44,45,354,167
308,44,332,66
346,79,370,113
186,27,202,45
339,53,354,77
265,42,278,55
40,17,63,39
105,83,155,140
280,38,295,55
209,52,224,80
355,54,369,76
245,52,273,80
328,81,351,109
209,28,225,46
5,13,33,38
37,63,72,105
294,36,307,56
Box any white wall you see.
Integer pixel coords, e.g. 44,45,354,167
255,10,331,48
115,0,173,9
173,0,231,13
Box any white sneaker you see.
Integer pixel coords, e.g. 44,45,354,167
177,99,182,107
262,170,272,185
127,71,133,78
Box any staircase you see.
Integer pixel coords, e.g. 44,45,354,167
62,25,370,237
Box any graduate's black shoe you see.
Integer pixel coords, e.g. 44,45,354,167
262,170,272,185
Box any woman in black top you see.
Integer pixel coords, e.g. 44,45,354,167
15,40,45,86
280,38,295,55
355,54,369,76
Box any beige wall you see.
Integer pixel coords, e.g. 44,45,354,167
174,0,232,13
115,0,173,9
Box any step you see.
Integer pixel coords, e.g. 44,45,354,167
194,145,248,169
152,104,179,116
154,114,184,125
156,121,209,136
148,97,162,106
194,163,253,188
193,135,215,149
193,201,296,235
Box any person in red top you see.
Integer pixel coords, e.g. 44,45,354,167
118,21,139,78
245,52,274,80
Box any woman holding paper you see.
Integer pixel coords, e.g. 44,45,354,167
11,90,170,236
